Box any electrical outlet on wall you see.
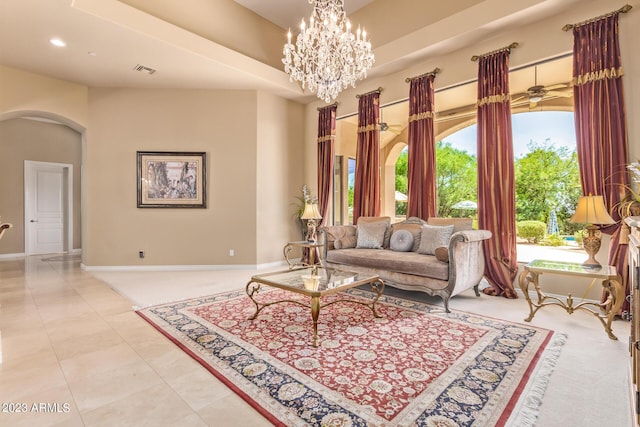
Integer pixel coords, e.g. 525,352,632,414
229,249,235,257
139,250,145,259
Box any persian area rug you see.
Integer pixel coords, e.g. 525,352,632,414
136,288,565,426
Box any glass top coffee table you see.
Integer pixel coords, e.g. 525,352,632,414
245,266,384,346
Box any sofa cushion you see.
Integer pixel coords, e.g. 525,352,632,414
326,249,449,281
358,216,391,248
427,217,473,232
390,222,422,252
356,221,387,249
390,229,413,252
418,224,454,255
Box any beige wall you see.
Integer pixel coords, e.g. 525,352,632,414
0,118,82,254
0,65,88,128
256,92,306,264
85,88,304,267
0,67,306,266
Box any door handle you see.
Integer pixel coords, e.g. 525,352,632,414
30,219,38,222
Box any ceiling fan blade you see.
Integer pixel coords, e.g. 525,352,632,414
511,94,527,102
547,90,572,98
544,83,569,91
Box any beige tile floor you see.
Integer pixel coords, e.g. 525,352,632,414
0,255,634,426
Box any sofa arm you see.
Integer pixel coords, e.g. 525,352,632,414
451,229,492,244
447,229,492,297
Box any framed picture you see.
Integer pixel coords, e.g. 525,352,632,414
137,151,207,208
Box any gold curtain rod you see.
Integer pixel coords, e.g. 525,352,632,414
356,87,383,98
405,67,441,83
470,42,519,61
562,4,632,31
317,102,339,111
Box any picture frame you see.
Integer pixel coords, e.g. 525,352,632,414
137,151,207,208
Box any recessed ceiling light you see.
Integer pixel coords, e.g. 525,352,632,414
49,38,66,47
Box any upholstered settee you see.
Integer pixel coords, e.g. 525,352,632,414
319,216,492,312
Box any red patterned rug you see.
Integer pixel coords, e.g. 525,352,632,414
136,288,565,426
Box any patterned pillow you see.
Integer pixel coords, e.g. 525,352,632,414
356,221,387,249
357,216,391,248
418,224,454,255
390,229,414,252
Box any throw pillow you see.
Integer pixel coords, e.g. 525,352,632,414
356,221,387,249
322,225,356,250
357,216,391,248
334,235,357,249
390,229,414,252
418,224,454,255
434,246,449,263
391,223,423,252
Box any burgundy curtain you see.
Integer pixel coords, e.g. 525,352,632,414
572,14,630,314
353,92,381,224
406,74,438,220
477,50,518,299
317,104,337,227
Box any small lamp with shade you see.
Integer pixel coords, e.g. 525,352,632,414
301,202,322,243
570,194,616,269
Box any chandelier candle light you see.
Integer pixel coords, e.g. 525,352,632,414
282,0,375,103
570,195,616,269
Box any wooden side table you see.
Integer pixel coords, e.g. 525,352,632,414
283,241,324,268
519,259,624,340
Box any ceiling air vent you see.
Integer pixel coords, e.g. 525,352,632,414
133,64,156,75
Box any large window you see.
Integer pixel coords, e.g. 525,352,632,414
435,111,584,262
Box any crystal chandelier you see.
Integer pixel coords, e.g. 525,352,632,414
282,0,375,103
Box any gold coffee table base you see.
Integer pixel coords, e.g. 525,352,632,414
245,268,384,347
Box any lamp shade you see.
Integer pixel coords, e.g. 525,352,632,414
301,203,322,220
570,195,615,225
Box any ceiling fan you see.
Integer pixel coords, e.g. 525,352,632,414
379,110,403,135
512,66,572,108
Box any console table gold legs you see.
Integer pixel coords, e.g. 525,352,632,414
519,268,624,340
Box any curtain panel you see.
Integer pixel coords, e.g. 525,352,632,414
406,74,438,220
476,50,518,298
572,14,630,314
317,104,337,227
353,92,381,224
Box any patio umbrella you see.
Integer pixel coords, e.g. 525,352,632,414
395,191,408,202
547,210,559,235
452,200,477,210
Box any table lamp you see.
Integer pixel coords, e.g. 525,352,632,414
570,195,616,269
301,202,322,243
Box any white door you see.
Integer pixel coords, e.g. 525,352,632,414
25,161,72,255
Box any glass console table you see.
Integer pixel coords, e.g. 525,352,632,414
519,259,624,340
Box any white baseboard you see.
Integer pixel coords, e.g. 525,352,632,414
0,252,25,260
81,260,288,272
0,249,82,260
